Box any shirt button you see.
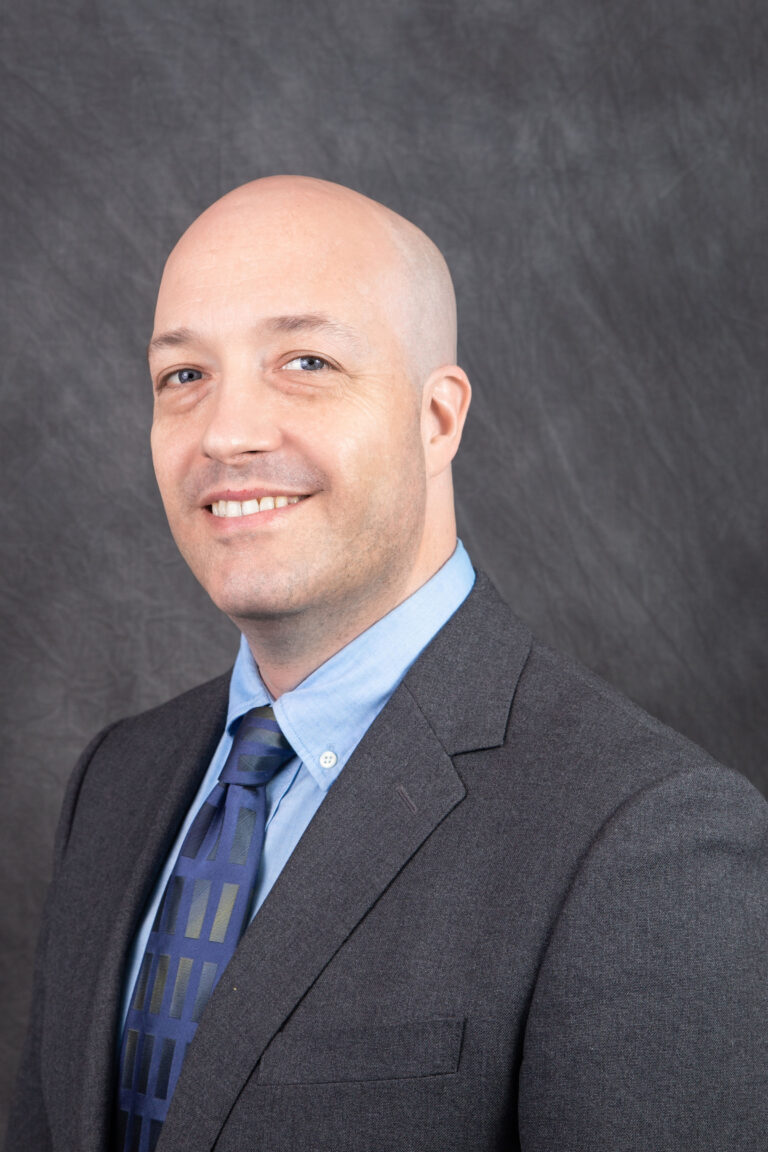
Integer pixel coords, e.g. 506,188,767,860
319,750,338,770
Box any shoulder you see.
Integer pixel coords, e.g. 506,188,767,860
100,671,231,749
65,671,231,777
516,631,754,794
514,635,715,780
429,569,766,843
54,673,231,852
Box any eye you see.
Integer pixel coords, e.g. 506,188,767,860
282,356,328,372
164,367,203,386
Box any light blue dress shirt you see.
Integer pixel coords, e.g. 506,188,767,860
120,541,475,1030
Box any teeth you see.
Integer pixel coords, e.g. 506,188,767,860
211,496,302,518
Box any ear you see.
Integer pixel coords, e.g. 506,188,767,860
421,364,472,478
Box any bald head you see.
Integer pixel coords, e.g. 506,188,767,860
150,176,471,687
158,175,457,385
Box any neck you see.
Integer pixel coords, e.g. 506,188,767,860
235,542,455,698
239,614,376,699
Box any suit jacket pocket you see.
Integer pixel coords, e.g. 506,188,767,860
257,1017,465,1085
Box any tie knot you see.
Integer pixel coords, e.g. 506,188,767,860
219,705,294,787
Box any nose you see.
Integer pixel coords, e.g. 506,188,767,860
201,362,283,462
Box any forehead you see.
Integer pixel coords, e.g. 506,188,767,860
154,196,406,342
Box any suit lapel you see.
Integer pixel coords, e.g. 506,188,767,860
404,570,533,755
161,573,532,1152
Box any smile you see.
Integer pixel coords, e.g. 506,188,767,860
210,496,304,518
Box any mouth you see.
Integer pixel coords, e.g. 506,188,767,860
208,495,305,518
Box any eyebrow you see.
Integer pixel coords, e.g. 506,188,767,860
147,327,197,357
148,314,364,359
264,313,364,348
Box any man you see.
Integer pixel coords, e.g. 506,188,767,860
6,176,768,1152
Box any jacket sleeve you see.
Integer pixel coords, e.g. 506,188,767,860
4,723,120,1152
518,763,768,1152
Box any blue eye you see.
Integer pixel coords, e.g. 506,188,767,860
283,356,327,371
162,368,203,386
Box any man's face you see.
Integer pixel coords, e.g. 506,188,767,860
149,192,431,636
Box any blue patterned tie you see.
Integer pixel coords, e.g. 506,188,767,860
116,706,293,1152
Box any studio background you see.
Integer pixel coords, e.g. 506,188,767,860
2,0,766,1130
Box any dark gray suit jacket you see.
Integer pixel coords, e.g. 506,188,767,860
7,574,768,1151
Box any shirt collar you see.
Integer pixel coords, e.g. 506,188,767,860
227,540,475,791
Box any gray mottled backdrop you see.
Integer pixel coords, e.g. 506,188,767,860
2,0,767,1129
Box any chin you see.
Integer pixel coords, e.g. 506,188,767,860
204,567,317,623
209,587,302,623
195,545,417,632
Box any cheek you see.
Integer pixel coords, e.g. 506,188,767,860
150,422,187,507
329,431,398,498
336,424,425,523
327,393,422,474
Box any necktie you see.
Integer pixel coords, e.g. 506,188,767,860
116,705,294,1152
